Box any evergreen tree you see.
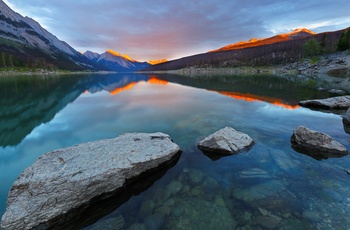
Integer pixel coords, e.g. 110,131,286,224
1,52,7,67
337,28,350,51
303,39,321,57
320,34,326,53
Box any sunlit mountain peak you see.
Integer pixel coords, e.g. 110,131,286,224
106,49,136,62
289,28,316,35
211,28,316,52
148,59,168,65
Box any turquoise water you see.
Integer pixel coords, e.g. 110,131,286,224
0,73,349,229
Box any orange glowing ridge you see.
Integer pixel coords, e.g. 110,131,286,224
83,90,88,94
210,28,316,52
110,82,137,95
106,49,136,62
148,59,168,65
217,91,300,110
148,76,168,85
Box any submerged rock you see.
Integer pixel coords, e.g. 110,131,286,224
164,197,236,229
197,127,254,160
1,132,181,230
298,95,350,110
290,126,348,160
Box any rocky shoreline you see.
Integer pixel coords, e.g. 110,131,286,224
170,51,350,78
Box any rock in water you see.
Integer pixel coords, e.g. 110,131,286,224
298,95,350,110
1,132,181,230
197,127,254,159
290,126,348,160
343,107,350,125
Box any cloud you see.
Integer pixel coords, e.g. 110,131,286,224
5,0,350,61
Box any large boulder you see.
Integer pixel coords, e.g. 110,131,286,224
290,126,348,160
298,96,350,110
197,127,254,160
1,132,181,230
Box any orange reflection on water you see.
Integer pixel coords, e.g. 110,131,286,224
148,76,168,85
217,91,300,110
110,82,137,95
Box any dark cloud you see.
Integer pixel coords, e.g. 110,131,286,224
5,0,350,61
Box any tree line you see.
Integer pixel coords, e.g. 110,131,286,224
303,27,350,57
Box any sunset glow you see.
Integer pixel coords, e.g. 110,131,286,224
211,28,316,53
217,91,300,110
110,82,137,95
4,1,349,61
106,49,136,62
148,77,168,85
147,59,168,65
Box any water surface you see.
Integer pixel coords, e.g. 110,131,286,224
0,73,349,229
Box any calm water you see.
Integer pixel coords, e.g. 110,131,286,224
1,73,350,229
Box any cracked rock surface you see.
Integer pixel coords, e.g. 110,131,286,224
1,132,181,230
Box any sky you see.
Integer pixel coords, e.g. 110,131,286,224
3,0,350,61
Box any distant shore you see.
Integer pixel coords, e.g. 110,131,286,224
147,51,350,78
0,69,118,77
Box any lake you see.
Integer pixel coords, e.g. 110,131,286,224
1,73,349,229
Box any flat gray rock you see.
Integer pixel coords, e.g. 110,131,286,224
197,127,254,158
291,126,348,160
1,132,181,230
299,96,350,110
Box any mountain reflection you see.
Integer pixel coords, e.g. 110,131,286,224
0,73,330,148
153,74,331,106
0,74,149,147
216,91,300,110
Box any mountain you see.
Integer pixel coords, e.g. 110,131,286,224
83,49,151,72
148,59,168,65
144,28,345,71
211,28,316,52
0,1,100,70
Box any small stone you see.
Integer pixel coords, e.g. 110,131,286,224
239,168,271,179
166,181,183,195
144,213,165,230
156,206,171,216
197,127,254,160
190,187,202,197
163,198,175,207
256,216,281,230
139,200,155,218
129,223,146,230
188,168,204,185
302,210,320,222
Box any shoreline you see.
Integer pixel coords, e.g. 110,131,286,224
145,51,350,78
0,69,118,77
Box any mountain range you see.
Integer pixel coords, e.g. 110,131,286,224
145,28,345,71
0,1,152,72
83,50,150,72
